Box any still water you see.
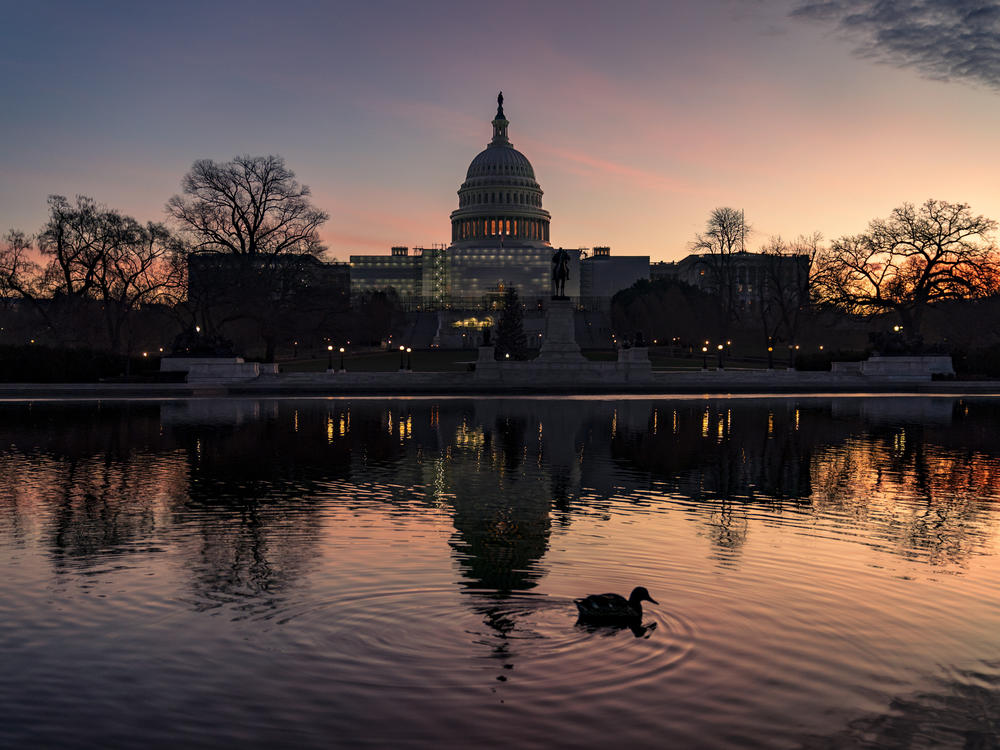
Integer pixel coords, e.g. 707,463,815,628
2,396,1000,749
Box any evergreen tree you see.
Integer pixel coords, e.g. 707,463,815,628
494,288,527,360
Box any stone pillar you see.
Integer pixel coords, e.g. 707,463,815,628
538,299,585,363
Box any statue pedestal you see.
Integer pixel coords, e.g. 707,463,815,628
538,298,585,363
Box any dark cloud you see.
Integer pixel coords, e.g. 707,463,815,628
791,1,1000,90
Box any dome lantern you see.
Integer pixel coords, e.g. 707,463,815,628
492,91,510,145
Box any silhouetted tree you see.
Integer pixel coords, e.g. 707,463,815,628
167,155,331,359
495,288,527,360
166,155,328,258
1,196,184,358
692,207,751,338
757,233,820,363
352,288,399,346
815,200,1000,348
611,278,719,348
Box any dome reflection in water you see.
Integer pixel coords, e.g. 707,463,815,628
1,396,1000,749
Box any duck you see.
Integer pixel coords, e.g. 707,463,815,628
574,586,658,622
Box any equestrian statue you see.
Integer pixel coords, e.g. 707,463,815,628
551,247,570,299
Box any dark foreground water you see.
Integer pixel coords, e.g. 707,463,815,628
2,396,1000,749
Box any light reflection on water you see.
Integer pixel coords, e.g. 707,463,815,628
2,396,1000,749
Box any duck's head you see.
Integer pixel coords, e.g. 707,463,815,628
629,586,658,606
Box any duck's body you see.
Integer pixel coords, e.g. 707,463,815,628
574,586,658,622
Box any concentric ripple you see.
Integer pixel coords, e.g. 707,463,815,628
256,586,696,697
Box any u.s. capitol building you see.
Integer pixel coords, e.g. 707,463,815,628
349,94,650,311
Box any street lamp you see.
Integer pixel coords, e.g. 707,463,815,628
327,344,333,370
702,345,708,370
767,345,774,369
339,347,345,371
399,345,406,370
406,347,412,371
717,343,724,370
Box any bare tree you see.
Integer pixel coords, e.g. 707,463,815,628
96,218,185,360
757,233,821,365
166,154,328,258
166,155,331,360
815,200,999,348
1,196,184,356
0,230,42,301
692,207,750,337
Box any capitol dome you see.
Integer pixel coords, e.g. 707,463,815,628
465,143,535,180
450,93,551,245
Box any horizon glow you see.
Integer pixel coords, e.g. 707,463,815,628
2,0,999,263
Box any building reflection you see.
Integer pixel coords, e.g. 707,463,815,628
1,396,1000,607
0,403,184,568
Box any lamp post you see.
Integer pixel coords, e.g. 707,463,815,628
406,347,412,371
339,347,345,371
702,345,708,370
399,345,405,370
327,344,333,371
717,343,724,370
788,344,799,369
767,346,774,369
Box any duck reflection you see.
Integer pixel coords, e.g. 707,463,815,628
576,619,657,639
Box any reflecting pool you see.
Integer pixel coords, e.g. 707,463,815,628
2,396,1000,749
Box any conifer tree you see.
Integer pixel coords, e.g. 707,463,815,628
494,288,527,360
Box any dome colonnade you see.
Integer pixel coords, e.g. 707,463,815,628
450,93,551,245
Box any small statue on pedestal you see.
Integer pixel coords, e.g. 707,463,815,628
551,248,570,299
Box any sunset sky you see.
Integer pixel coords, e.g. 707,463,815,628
3,0,999,262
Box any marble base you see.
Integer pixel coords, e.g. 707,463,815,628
160,356,275,382
860,356,954,377
831,355,955,379
538,298,585,363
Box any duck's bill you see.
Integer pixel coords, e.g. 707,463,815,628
647,597,659,604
